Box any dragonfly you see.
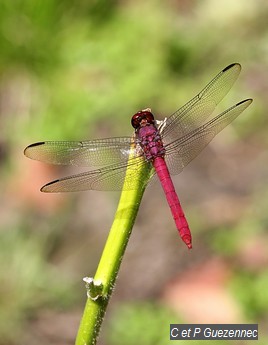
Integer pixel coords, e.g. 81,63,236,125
24,63,252,249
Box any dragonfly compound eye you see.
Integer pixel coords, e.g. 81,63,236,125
144,111,155,124
131,110,155,128
131,113,142,128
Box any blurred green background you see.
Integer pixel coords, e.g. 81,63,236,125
0,0,267,344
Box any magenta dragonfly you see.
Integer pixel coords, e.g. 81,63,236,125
24,63,252,249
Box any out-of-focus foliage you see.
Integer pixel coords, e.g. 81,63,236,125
0,0,267,344
107,302,179,345
106,301,267,345
0,222,75,342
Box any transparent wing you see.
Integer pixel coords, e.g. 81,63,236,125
40,156,154,192
164,99,252,175
24,137,134,168
24,136,157,192
162,63,242,145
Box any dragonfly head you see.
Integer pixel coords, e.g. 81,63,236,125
131,108,155,129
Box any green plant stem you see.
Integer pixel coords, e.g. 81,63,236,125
75,153,152,345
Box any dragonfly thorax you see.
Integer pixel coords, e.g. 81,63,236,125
136,122,165,161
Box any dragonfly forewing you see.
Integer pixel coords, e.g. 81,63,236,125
162,63,242,144
24,137,134,168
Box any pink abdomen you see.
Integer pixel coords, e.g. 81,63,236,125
153,156,192,249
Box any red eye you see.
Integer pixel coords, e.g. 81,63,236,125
131,113,142,129
144,111,155,124
131,110,155,128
